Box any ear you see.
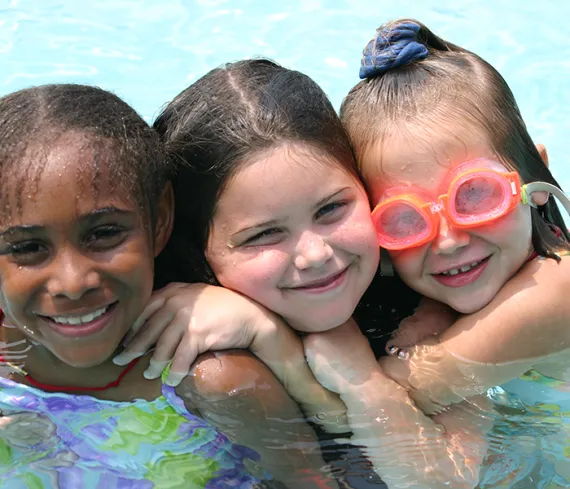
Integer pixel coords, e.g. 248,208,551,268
536,143,549,168
153,182,175,257
530,190,550,207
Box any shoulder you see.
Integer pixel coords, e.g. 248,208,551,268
441,254,570,363
175,350,279,403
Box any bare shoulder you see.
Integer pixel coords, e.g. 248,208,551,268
439,254,570,363
175,350,279,402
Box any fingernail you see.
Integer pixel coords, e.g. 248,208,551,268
113,351,144,366
397,349,410,360
387,345,398,355
165,372,186,387
143,360,170,380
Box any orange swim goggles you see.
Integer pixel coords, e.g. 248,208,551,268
371,167,534,251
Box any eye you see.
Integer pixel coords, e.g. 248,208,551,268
84,225,128,250
243,227,284,246
2,241,49,266
315,201,348,222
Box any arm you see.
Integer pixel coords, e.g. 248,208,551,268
304,320,490,489
176,350,339,489
380,256,570,412
386,297,457,354
117,283,348,431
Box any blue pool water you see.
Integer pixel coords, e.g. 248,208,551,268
1,0,570,191
2,2,570,488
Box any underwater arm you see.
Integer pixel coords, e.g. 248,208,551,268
380,256,570,412
118,282,347,429
305,320,490,489
176,350,340,489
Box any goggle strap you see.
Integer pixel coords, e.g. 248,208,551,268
523,181,570,217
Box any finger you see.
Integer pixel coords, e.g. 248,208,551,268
123,297,166,346
143,358,171,380
120,305,176,357
124,283,190,345
165,335,200,387
150,318,186,364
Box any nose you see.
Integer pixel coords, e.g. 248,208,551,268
46,247,101,300
294,231,334,270
431,215,470,255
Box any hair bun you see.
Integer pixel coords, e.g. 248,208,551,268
359,21,429,79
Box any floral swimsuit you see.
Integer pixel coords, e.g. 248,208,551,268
0,370,264,489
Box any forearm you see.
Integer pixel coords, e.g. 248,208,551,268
251,312,348,432
339,370,482,489
182,350,339,489
385,338,534,412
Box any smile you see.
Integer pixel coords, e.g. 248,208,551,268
48,305,111,325
432,256,491,288
440,259,486,276
287,266,350,292
39,302,118,338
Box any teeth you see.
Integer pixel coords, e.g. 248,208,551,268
51,306,108,325
441,260,483,276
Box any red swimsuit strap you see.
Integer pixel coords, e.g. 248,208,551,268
0,307,141,392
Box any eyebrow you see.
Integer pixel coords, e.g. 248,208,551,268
230,187,351,238
79,206,134,222
0,207,134,239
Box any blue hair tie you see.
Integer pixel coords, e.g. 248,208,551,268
359,22,429,79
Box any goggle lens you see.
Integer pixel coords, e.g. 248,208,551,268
373,170,521,250
452,174,511,225
374,201,430,249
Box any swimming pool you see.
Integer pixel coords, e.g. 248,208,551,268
2,1,570,488
2,0,570,191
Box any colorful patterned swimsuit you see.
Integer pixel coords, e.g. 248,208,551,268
478,249,570,488
479,371,570,488
0,371,264,489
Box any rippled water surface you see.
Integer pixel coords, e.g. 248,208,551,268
1,0,570,188
2,1,570,488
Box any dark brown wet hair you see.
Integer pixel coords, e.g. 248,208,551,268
153,58,360,285
0,84,170,228
341,18,570,260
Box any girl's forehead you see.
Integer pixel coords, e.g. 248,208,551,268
360,125,497,200
1,139,139,222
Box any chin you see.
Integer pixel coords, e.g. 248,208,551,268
446,291,495,315
293,309,353,333
51,344,118,369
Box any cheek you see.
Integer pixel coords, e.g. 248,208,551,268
332,207,379,257
476,206,533,248
212,249,291,298
390,247,427,278
0,260,46,315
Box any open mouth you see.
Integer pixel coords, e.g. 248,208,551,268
40,302,118,337
438,257,490,277
46,304,114,325
432,256,491,288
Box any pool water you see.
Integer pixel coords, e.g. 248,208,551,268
2,1,570,488
2,0,570,190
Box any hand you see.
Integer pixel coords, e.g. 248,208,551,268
380,337,468,415
386,297,457,358
113,283,285,386
303,320,384,397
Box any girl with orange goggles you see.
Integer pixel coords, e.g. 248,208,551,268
372,162,570,250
